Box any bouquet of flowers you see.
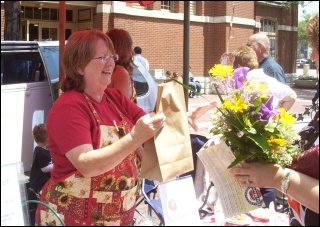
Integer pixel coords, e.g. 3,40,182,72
209,64,302,169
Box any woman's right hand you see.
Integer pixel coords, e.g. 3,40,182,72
130,112,166,143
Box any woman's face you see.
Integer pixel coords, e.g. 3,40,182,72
81,38,115,91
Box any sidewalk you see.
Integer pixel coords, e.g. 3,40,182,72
188,87,317,137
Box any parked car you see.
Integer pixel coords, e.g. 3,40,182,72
296,58,308,68
1,41,59,172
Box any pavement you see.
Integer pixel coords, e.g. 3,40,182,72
134,86,317,225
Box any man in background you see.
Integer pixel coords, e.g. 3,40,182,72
247,33,286,84
189,66,202,98
133,46,150,71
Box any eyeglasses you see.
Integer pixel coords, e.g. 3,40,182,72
92,54,119,62
247,42,257,47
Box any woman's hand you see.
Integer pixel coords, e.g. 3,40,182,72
130,112,166,143
188,101,217,131
229,162,285,189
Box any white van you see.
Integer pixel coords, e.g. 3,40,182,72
1,41,59,172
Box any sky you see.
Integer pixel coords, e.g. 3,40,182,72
298,1,319,21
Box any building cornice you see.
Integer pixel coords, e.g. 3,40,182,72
97,2,296,31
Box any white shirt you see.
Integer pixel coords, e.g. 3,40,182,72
132,60,158,113
247,68,296,108
133,54,150,71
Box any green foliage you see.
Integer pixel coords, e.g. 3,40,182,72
298,14,313,47
297,75,318,80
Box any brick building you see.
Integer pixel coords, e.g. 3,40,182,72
1,1,298,89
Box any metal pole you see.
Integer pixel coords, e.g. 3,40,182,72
59,1,66,95
183,1,190,110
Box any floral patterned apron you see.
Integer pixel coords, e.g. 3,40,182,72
36,93,140,226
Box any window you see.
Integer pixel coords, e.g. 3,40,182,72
50,8,58,20
24,7,34,19
260,19,277,59
66,10,73,22
34,8,41,19
42,8,50,20
42,28,57,41
20,6,58,21
190,1,197,15
161,1,172,11
261,19,275,33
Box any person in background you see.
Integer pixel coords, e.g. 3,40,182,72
132,59,158,113
106,28,137,103
247,33,286,84
233,45,297,111
28,123,53,226
165,70,172,77
230,14,319,226
133,46,150,71
189,66,202,98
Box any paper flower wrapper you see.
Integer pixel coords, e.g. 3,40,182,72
197,139,265,219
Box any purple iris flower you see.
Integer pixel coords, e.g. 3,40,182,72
259,96,279,122
232,67,250,89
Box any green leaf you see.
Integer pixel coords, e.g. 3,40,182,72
227,155,247,169
224,131,246,149
213,84,225,104
247,133,270,152
246,127,257,134
265,121,277,133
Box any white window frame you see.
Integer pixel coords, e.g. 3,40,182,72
190,1,197,15
260,18,278,60
161,1,173,11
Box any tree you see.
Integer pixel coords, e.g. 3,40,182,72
4,1,21,40
298,14,312,47
283,1,314,10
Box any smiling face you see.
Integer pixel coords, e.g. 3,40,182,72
61,29,116,93
79,38,116,93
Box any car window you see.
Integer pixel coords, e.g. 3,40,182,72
39,46,59,101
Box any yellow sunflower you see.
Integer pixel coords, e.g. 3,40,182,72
101,175,115,189
58,193,72,207
116,176,128,190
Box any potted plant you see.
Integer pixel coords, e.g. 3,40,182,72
294,75,318,89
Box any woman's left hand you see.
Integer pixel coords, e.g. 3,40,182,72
229,162,283,188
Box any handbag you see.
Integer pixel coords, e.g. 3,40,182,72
140,81,193,182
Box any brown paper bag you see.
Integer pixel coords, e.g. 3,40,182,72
140,81,193,182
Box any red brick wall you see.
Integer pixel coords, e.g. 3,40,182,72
1,1,298,75
1,3,5,41
255,3,298,73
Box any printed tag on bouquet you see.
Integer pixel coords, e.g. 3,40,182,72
197,140,264,219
